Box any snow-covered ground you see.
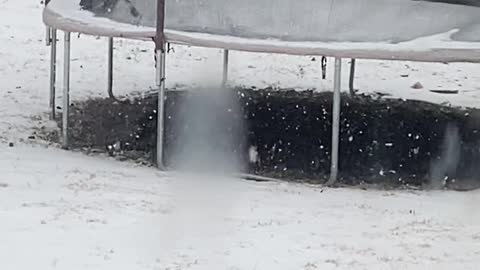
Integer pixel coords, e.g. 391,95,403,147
1,145,480,270
0,0,479,269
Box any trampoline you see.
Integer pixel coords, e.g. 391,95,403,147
42,0,480,184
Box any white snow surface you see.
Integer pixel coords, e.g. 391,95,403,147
1,145,480,270
0,1,480,269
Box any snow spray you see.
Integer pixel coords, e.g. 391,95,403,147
157,85,246,257
429,123,461,189
169,86,245,173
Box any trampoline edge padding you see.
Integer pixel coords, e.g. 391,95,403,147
165,30,480,63
43,5,156,39
43,2,480,62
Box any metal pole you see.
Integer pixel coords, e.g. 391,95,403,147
46,27,51,46
45,0,51,46
49,29,57,120
327,58,342,186
156,45,166,169
349,58,356,96
62,32,71,149
107,37,114,99
155,0,166,169
222,49,229,87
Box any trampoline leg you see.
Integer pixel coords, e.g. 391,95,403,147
222,49,229,87
156,45,166,169
49,28,57,120
107,37,114,99
62,32,71,149
45,1,51,46
349,58,356,96
327,58,342,186
46,27,51,46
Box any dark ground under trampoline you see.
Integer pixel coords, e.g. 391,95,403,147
41,88,480,190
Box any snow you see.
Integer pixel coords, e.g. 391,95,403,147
0,0,480,269
1,145,480,269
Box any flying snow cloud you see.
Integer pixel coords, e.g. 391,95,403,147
429,123,461,189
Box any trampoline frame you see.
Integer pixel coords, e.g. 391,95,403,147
43,0,478,185
45,31,347,184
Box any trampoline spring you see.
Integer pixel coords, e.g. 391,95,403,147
349,59,356,96
167,43,174,53
321,56,327,79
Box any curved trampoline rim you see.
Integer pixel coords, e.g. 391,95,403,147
43,5,156,39
43,5,480,63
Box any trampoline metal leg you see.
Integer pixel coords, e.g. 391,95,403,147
49,29,57,120
327,57,342,186
62,32,71,149
46,27,51,46
222,49,229,87
45,1,51,46
107,37,114,99
349,58,356,95
156,45,166,169
107,37,114,98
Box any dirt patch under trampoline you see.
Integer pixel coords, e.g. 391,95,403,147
42,88,480,190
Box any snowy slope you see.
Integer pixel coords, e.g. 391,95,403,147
0,1,479,269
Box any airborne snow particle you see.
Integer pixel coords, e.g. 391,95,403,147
248,146,258,163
